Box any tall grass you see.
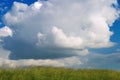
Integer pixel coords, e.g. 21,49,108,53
0,66,120,80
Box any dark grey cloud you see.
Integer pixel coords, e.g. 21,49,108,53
3,36,77,59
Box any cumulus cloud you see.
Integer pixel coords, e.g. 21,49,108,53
0,26,12,37
0,0,119,67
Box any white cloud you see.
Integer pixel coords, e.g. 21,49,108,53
37,26,83,49
33,2,43,10
4,0,119,49
0,56,82,68
0,0,119,67
0,26,12,37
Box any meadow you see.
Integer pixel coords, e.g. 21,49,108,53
0,66,120,80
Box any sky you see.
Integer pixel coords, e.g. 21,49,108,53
0,0,120,70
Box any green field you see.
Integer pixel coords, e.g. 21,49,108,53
0,66,120,80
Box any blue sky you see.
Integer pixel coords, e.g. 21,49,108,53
0,0,120,69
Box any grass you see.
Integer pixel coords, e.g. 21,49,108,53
0,66,120,80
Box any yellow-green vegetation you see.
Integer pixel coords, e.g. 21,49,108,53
0,66,120,80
